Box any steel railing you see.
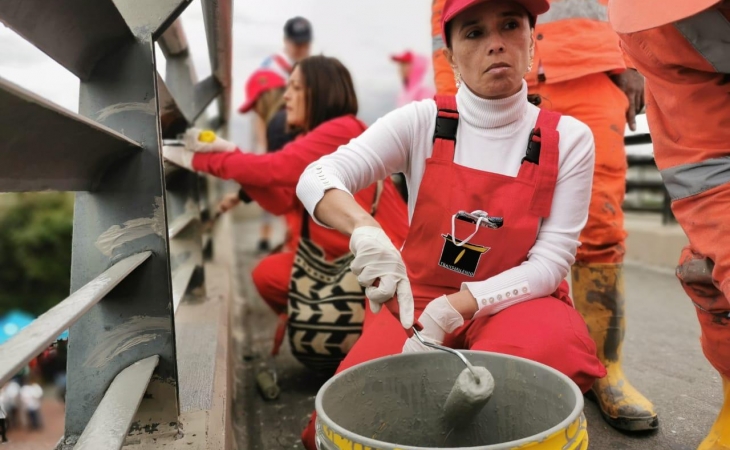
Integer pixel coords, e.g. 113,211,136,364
624,127,675,224
0,0,232,447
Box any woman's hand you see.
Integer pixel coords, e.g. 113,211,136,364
217,193,241,214
350,226,414,328
402,295,464,353
183,128,237,153
162,145,195,170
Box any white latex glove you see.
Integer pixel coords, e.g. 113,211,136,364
402,295,464,353
162,145,195,170
183,128,237,153
349,226,414,329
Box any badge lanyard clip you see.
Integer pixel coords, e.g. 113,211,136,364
451,210,504,247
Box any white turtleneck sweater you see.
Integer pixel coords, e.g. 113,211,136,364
297,81,595,315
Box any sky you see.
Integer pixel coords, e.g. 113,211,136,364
0,0,433,148
0,1,649,153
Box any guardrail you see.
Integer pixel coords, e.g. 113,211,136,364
624,127,675,224
0,0,231,447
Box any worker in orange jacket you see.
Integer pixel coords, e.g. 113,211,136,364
610,1,730,448
430,0,657,432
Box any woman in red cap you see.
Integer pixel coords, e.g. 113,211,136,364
163,56,408,338
390,50,436,107
217,69,299,253
297,0,605,446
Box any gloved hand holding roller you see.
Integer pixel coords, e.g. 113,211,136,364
349,226,414,329
402,295,462,352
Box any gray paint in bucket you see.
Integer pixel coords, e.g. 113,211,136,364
315,351,584,449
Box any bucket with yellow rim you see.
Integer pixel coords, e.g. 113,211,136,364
315,351,588,449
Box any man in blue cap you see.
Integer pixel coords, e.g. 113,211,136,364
260,16,313,81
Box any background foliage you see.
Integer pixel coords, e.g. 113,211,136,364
0,193,73,317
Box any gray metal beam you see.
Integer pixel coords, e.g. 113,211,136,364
112,0,193,39
64,38,179,440
0,77,141,192
157,74,189,139
74,355,159,450
172,260,197,313
0,0,133,80
191,76,222,122
0,252,151,387
201,0,232,124
163,70,221,127
166,166,205,315
168,212,198,238
159,19,189,58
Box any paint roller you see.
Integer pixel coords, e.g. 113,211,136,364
411,328,495,428
385,301,494,428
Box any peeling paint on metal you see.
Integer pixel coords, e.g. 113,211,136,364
97,97,156,121
84,316,169,369
95,197,165,256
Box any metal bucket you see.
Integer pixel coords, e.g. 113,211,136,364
315,351,588,450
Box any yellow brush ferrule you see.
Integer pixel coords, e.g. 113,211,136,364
198,130,217,143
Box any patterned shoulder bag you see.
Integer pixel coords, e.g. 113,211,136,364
287,181,384,372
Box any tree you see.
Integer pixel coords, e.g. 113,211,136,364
0,193,73,317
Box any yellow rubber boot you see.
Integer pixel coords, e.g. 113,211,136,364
698,376,730,450
571,263,659,431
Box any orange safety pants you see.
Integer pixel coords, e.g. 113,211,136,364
529,73,629,264
619,17,730,379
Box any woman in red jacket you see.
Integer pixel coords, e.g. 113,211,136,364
163,55,409,319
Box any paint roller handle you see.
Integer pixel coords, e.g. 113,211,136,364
411,328,481,383
385,301,422,338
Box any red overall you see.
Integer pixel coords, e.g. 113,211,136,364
301,96,605,449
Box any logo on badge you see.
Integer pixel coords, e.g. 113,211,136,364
438,234,490,277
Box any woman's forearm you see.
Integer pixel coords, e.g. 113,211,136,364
446,289,479,318
313,189,379,235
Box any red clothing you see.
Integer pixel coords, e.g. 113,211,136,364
193,115,409,259
301,99,604,450
194,115,409,322
251,252,294,315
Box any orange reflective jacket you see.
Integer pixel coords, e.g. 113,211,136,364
526,0,628,86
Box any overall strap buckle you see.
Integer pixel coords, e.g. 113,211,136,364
433,95,459,143
522,129,542,165
434,115,459,142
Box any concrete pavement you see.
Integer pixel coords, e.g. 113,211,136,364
230,209,722,450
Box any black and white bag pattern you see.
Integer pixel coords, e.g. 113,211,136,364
287,239,366,372
287,181,383,372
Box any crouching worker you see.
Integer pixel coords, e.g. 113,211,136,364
296,0,606,447
163,56,408,371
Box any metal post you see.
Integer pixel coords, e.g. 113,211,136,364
64,36,179,441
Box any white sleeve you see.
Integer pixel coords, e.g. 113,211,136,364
464,116,596,317
296,100,436,225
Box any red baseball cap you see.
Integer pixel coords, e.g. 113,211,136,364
238,70,286,114
391,50,414,64
441,0,550,45
609,0,721,34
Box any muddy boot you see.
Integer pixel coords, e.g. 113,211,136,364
698,376,730,449
571,263,659,431
676,252,730,448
